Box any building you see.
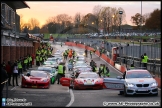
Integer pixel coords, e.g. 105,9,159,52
1,1,41,63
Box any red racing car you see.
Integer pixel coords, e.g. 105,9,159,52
60,72,103,90
21,70,51,89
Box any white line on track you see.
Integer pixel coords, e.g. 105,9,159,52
66,89,74,107
11,82,21,90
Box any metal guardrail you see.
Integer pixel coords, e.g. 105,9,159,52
1,79,8,98
116,57,161,77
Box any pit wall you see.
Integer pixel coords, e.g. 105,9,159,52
65,42,161,88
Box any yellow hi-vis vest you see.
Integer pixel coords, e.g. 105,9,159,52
29,56,32,62
103,68,110,76
24,59,28,64
58,65,63,74
40,56,42,61
142,56,148,63
36,56,39,61
18,62,22,69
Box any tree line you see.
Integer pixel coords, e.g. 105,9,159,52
20,5,160,34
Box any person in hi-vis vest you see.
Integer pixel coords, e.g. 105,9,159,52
141,53,148,69
56,63,66,84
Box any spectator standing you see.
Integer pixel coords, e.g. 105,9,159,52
12,62,19,86
5,61,12,86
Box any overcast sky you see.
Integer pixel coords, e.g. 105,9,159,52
16,1,161,27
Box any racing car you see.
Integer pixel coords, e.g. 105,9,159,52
60,72,103,90
21,70,51,89
43,61,58,67
73,67,92,78
103,69,158,96
37,66,58,84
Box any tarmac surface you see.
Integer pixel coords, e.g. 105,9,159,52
2,43,161,107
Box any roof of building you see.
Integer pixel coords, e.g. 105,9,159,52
2,1,30,9
19,33,41,41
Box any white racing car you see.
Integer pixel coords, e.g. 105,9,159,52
103,69,158,96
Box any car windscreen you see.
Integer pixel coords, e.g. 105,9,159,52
38,68,52,73
77,68,92,71
126,71,152,78
30,71,47,77
75,63,87,66
45,61,57,64
78,74,99,78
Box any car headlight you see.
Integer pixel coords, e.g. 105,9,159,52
125,83,135,87
43,79,47,82
150,82,158,87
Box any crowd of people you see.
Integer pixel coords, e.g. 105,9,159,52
1,42,53,98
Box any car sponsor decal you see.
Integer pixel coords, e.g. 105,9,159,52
139,80,144,82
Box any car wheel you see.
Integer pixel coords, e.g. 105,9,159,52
124,86,128,97
153,93,158,96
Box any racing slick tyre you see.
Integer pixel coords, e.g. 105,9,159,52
124,86,128,97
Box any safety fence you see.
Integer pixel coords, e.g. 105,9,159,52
64,42,161,88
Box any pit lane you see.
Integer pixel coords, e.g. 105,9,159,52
5,43,161,107
55,44,161,107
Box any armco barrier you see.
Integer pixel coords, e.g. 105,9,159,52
64,42,161,88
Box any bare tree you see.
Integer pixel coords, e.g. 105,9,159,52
74,12,81,27
19,14,25,32
143,13,150,25
28,18,40,30
92,5,102,34
46,16,57,24
56,14,72,32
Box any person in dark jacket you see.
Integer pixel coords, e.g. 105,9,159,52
5,61,12,86
1,64,8,99
85,49,88,57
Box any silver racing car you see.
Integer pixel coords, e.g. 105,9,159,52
103,69,158,96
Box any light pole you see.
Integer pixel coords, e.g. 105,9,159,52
119,11,123,64
119,11,123,44
130,40,134,64
139,1,142,67
92,22,94,35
